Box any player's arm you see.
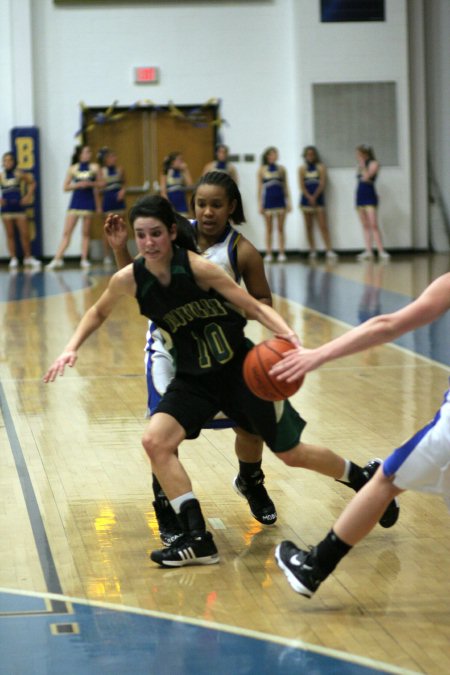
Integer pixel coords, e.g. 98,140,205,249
189,253,298,344
271,273,450,382
44,266,135,382
237,237,272,306
105,213,133,267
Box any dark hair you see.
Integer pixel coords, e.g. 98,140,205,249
162,151,181,174
302,145,321,163
190,171,246,225
97,146,112,166
2,152,16,169
128,195,197,252
215,144,228,158
357,144,376,161
262,146,277,165
71,145,89,165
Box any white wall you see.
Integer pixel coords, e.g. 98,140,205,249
0,0,440,257
293,0,412,251
0,0,14,157
425,0,450,251
30,0,298,256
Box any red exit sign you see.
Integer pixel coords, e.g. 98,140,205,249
134,67,159,84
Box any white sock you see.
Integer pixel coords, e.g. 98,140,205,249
170,491,196,514
339,459,351,482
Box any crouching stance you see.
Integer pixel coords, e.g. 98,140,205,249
44,195,397,568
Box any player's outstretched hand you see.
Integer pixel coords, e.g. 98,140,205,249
270,346,321,383
43,351,78,383
104,213,128,251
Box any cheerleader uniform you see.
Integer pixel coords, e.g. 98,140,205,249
68,162,97,214
102,166,126,213
261,163,286,213
0,170,25,217
356,161,378,209
212,160,230,174
300,162,325,212
166,168,188,214
144,221,241,429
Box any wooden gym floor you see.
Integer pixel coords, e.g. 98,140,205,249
0,252,449,674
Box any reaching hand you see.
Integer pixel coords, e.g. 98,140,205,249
104,213,128,251
43,351,78,383
270,346,321,383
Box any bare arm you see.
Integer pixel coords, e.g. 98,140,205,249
360,160,379,182
43,266,135,382
183,167,193,189
257,168,264,214
63,167,77,192
228,164,239,185
237,237,272,306
281,166,292,211
189,252,298,343
160,174,168,198
299,166,307,194
104,214,133,267
93,164,103,211
314,163,326,198
202,162,213,176
117,167,126,201
271,273,450,381
19,171,36,205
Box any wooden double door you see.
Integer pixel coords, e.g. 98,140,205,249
84,104,218,237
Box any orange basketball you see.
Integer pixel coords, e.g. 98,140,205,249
243,337,304,401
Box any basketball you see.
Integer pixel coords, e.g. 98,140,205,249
243,337,304,401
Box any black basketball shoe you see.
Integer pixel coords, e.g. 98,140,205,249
150,531,220,567
152,497,184,547
362,459,400,528
275,541,326,598
233,472,277,525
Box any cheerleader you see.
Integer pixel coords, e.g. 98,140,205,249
160,152,192,216
47,145,102,269
98,147,126,266
299,146,337,259
202,144,238,184
355,145,389,261
257,147,291,263
0,152,41,269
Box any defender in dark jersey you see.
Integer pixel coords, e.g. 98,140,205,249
44,195,398,568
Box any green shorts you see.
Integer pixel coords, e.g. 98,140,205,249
155,345,306,453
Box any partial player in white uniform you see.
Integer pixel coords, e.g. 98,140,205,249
271,272,450,598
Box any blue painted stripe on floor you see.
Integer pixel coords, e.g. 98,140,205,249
0,592,405,675
0,385,63,595
268,264,449,366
